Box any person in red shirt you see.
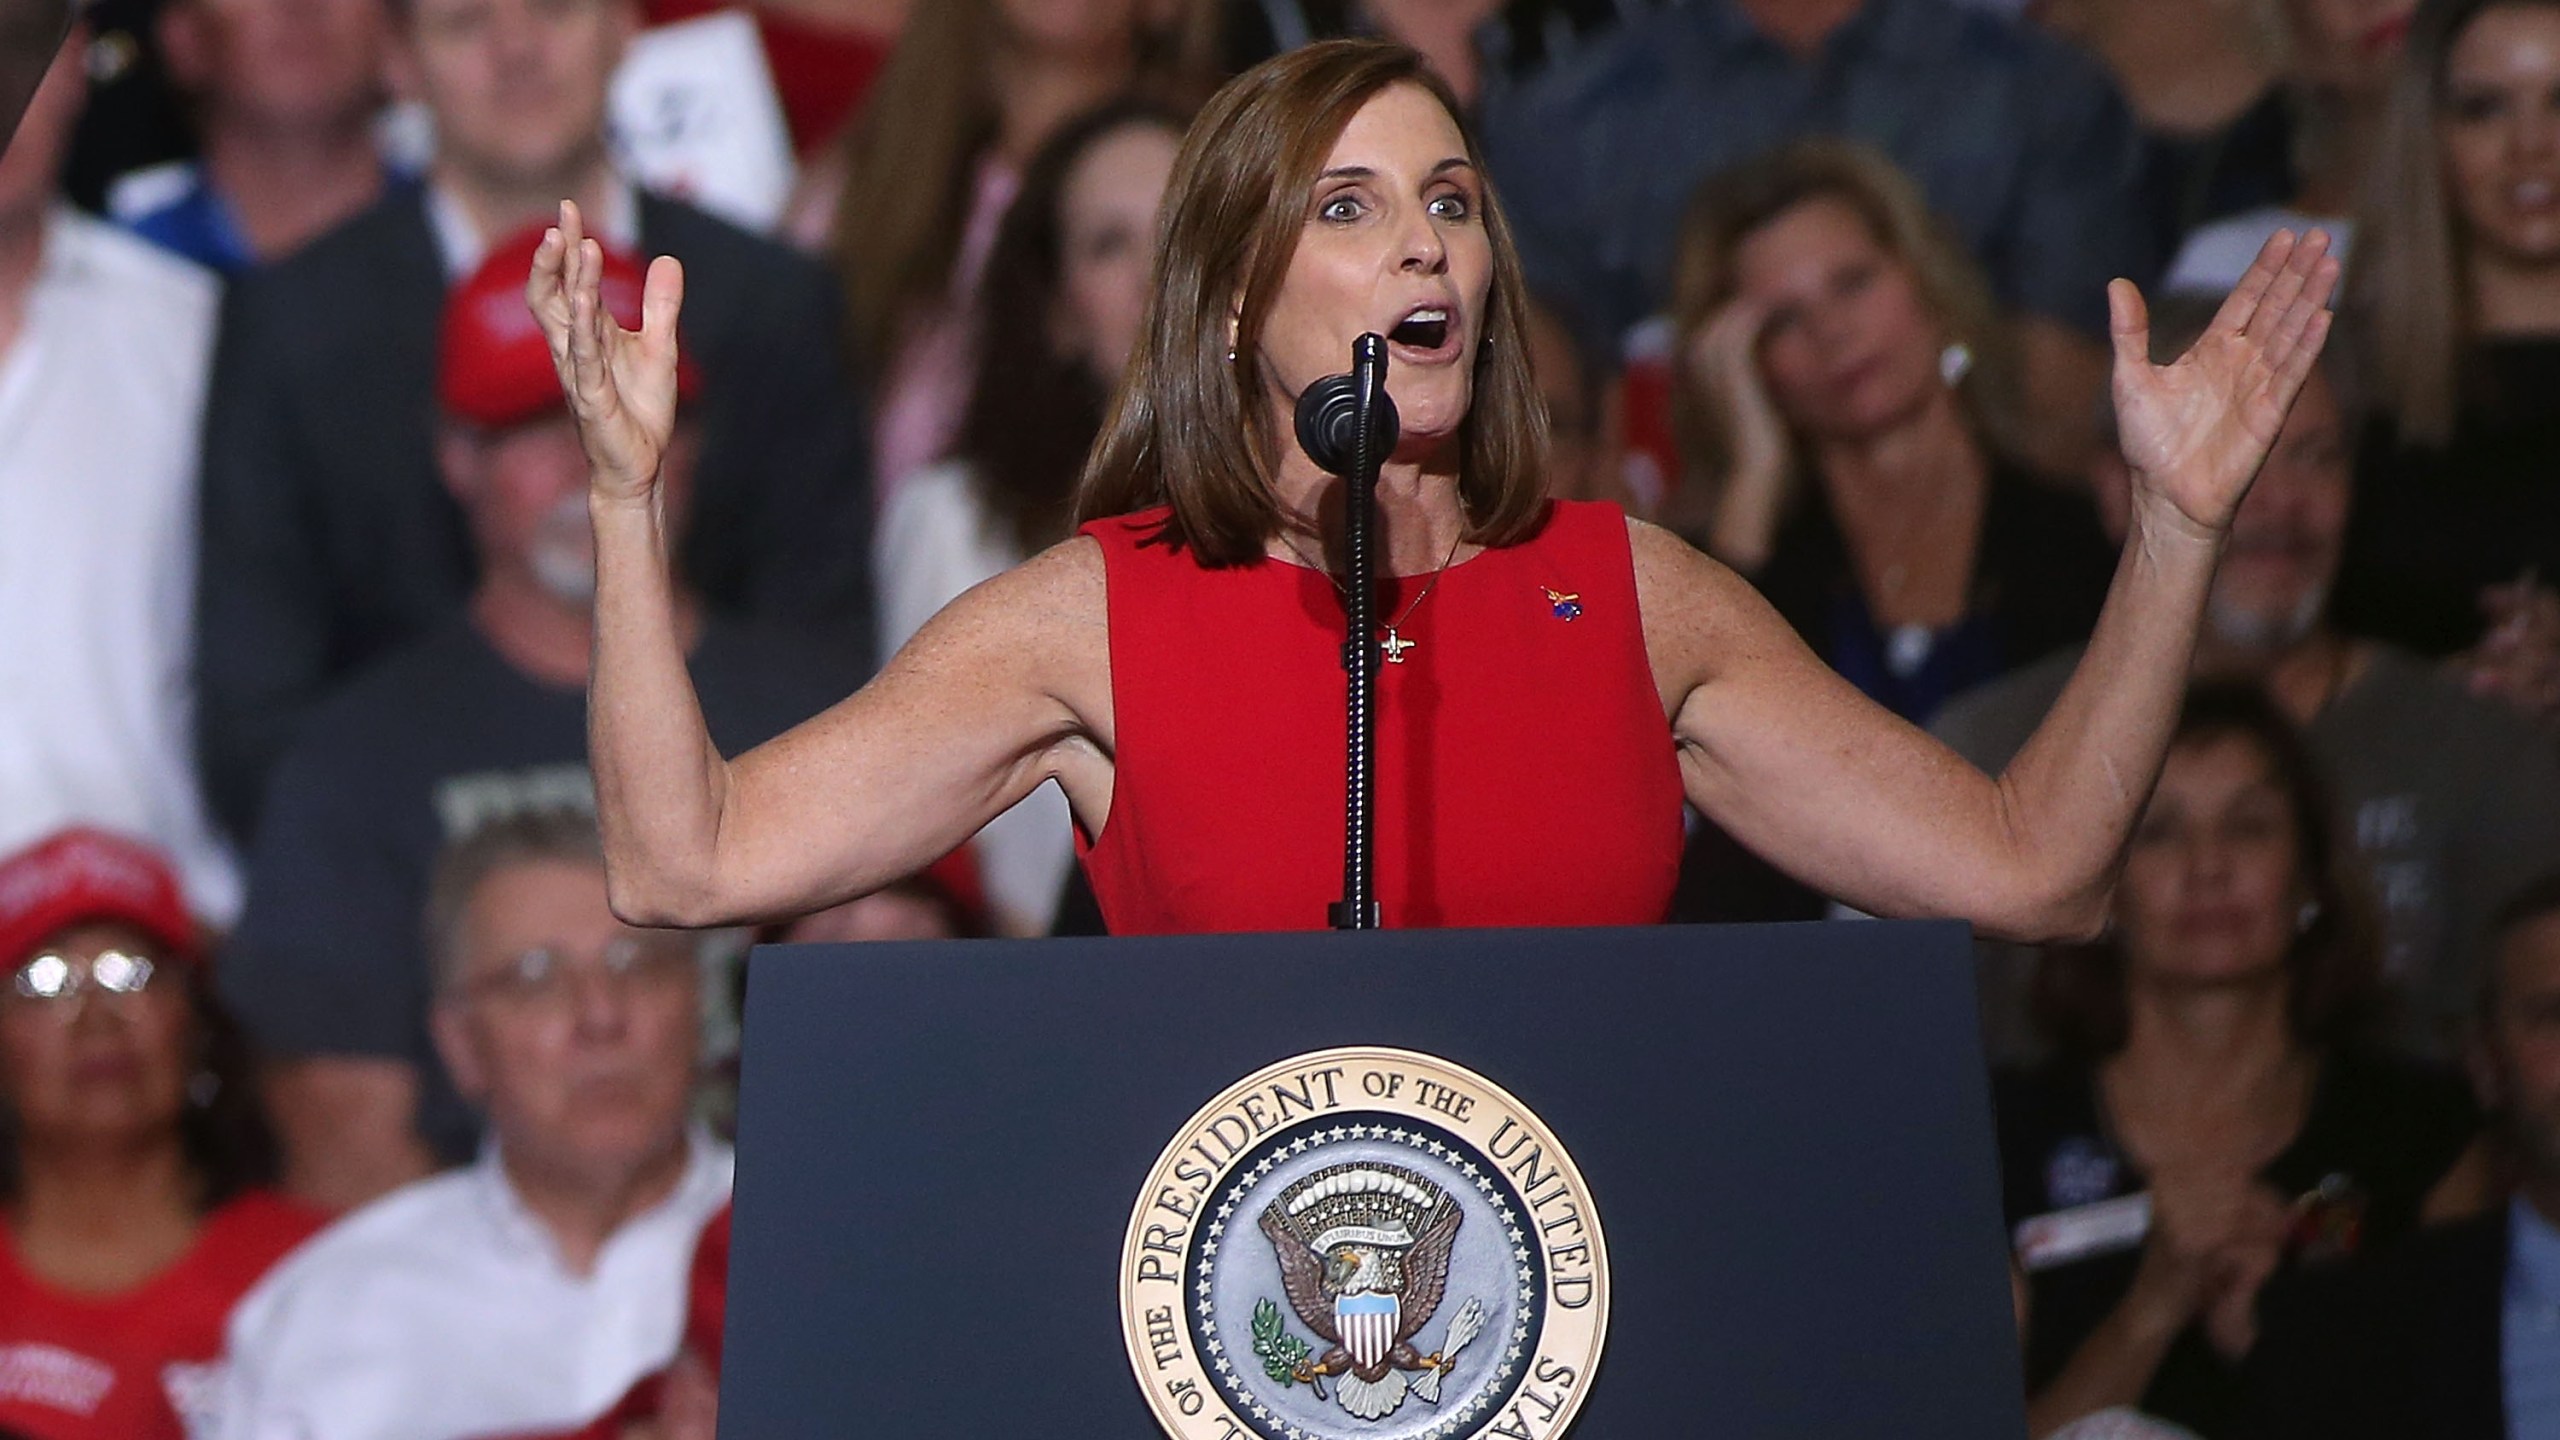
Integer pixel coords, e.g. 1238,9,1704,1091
0,830,324,1440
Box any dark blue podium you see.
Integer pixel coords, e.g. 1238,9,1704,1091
719,922,2028,1438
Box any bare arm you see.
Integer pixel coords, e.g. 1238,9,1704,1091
1649,233,2339,941
531,203,1109,928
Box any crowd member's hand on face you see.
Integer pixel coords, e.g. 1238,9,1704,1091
1681,294,1789,568
2458,574,2560,720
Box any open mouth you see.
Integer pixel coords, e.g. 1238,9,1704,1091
1388,308,1451,352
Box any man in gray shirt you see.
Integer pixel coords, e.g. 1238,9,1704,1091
1936,307,2560,1061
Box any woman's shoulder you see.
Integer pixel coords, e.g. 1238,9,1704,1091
951,528,1106,624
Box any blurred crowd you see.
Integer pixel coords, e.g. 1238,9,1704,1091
3,0,2560,1436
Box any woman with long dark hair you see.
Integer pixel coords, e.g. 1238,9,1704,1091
532,39,2337,943
0,830,320,1440
2000,686,2483,1438
875,97,1187,935
805,0,1189,498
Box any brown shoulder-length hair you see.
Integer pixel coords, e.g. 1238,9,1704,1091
1072,39,1552,565
2032,683,2386,1062
1662,139,2023,537
2343,0,2560,448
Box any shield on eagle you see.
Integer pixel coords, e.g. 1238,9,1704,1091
1336,1291,1398,1371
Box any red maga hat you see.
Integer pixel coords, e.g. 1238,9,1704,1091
439,224,700,431
0,828,200,967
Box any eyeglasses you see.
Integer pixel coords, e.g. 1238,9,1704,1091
461,936,698,1007
10,949,160,1004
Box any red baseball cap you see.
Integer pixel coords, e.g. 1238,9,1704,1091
0,828,200,967
439,224,700,432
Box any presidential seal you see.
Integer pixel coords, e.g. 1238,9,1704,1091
1121,1047,1607,1440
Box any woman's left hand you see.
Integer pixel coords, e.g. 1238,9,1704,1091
2109,230,2341,543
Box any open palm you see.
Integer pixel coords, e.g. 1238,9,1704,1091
2111,230,2339,538
525,199,685,504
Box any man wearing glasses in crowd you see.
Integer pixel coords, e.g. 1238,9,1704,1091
203,808,730,1440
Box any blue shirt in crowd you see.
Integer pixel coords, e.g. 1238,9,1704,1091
124,165,256,273
118,162,414,274
2509,1196,2560,1439
1474,0,2153,354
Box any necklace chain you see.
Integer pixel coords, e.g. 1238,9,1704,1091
1279,530,1464,663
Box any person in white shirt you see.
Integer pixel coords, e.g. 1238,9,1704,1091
203,807,731,1440
0,28,240,924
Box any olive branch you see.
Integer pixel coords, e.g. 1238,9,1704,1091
1251,1298,1315,1390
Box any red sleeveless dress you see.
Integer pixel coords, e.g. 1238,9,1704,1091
1079,499,1684,933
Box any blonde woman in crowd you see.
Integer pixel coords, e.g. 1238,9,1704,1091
1670,139,2118,729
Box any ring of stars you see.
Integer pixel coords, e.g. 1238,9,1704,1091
1189,1120,1543,1440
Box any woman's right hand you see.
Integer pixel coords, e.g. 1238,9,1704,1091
1684,297,1789,569
527,199,686,507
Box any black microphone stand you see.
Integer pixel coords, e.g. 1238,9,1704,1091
1294,335,1397,930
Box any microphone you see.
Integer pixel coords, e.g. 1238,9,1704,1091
1293,334,1399,476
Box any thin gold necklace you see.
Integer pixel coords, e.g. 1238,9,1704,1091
1278,529,1465,664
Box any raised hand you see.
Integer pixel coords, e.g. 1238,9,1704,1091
526,199,685,506
2109,230,2341,541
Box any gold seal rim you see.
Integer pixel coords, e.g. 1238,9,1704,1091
1119,1044,1610,1440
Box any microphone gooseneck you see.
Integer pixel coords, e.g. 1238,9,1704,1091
1295,335,1395,931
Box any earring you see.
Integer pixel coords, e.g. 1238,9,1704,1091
2296,900,2323,935
1226,346,1237,363
1938,342,1973,386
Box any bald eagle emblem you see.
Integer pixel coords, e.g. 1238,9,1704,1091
1254,1162,1489,1422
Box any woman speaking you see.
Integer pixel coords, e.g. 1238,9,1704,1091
530,40,2339,940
